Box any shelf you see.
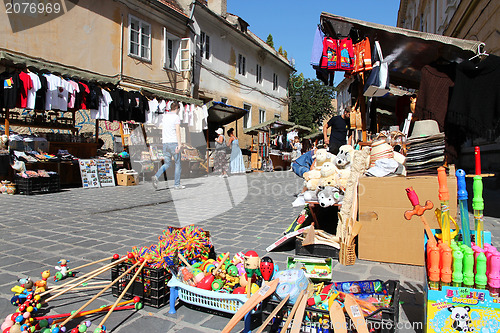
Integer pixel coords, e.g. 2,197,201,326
0,118,76,131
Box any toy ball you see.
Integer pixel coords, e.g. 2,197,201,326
41,328,51,333
14,315,23,323
34,295,41,302
51,326,60,333
78,324,87,332
133,297,140,303
235,263,245,276
26,306,33,313
18,305,26,313
9,324,22,333
232,286,246,294
113,254,120,260
39,319,49,328
134,302,143,310
70,329,78,333
22,313,30,319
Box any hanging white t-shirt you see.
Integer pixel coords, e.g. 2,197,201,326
201,104,208,130
90,89,113,120
26,72,41,109
43,74,57,110
147,98,159,124
161,112,180,144
53,78,72,111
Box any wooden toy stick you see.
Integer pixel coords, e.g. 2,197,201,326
35,299,134,320
255,294,289,333
53,305,136,324
221,279,279,333
177,252,193,269
290,289,310,333
48,284,109,292
280,290,305,333
71,255,115,271
42,257,128,303
344,294,370,333
329,299,347,333
40,256,127,297
59,259,142,327
97,257,149,329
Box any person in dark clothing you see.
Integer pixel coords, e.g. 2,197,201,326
323,109,351,155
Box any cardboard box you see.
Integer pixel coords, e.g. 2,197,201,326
358,174,457,265
116,172,138,186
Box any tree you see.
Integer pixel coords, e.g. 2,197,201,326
278,46,283,55
283,50,288,59
288,73,336,131
266,34,274,49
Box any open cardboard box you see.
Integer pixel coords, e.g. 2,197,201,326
358,173,457,265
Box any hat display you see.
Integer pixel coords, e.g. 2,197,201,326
405,120,445,175
215,128,224,135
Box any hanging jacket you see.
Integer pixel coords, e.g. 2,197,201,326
320,37,339,70
338,38,354,71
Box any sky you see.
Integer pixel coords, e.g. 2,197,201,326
227,0,401,84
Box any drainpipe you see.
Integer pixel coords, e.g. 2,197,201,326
120,13,124,82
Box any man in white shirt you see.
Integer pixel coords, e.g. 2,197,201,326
151,102,185,190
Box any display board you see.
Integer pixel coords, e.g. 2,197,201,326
79,159,100,188
79,159,116,188
96,159,115,187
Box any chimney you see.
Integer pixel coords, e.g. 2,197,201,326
207,0,227,16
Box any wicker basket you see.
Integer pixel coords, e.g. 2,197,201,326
339,242,356,266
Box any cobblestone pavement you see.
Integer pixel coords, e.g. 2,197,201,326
0,171,499,332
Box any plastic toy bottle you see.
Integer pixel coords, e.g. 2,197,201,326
452,249,464,287
475,252,487,290
437,167,452,246
463,247,475,288
456,169,472,247
428,245,441,290
472,175,484,249
487,254,500,297
440,244,453,288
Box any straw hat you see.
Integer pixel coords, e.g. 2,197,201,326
369,140,394,167
409,120,440,138
215,128,224,135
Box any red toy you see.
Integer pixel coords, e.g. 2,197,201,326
259,256,274,281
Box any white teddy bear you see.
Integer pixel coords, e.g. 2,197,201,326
335,145,355,188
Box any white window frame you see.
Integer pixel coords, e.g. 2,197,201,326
200,31,211,60
163,29,190,72
128,15,151,61
243,103,252,128
259,109,266,123
256,64,262,84
238,54,246,76
273,73,278,91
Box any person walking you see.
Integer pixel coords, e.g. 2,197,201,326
213,127,228,177
323,109,351,155
227,128,245,174
151,102,185,189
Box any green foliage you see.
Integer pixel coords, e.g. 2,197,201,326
266,34,274,49
283,50,288,59
288,73,336,130
278,46,283,55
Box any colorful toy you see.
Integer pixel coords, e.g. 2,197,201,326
35,270,51,293
456,169,472,247
54,259,74,282
437,167,452,246
404,187,437,248
259,256,274,281
243,251,261,297
473,175,484,249
196,252,230,290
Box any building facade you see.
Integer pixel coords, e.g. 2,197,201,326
177,0,294,149
1,0,195,146
397,0,500,55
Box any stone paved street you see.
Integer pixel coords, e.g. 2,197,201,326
0,171,499,332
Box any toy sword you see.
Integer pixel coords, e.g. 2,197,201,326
456,169,472,247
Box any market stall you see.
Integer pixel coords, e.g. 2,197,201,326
243,118,297,171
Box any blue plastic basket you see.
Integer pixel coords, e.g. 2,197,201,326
167,275,249,314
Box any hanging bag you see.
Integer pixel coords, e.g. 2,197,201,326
363,41,390,97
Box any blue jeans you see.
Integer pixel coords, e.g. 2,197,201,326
292,163,309,178
155,143,181,186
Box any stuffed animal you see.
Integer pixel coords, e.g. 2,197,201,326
313,148,334,169
0,134,8,150
303,190,318,202
318,161,340,188
335,145,355,188
317,186,344,207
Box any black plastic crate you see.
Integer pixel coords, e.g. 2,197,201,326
111,260,171,308
261,280,400,333
15,174,60,195
295,238,340,259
